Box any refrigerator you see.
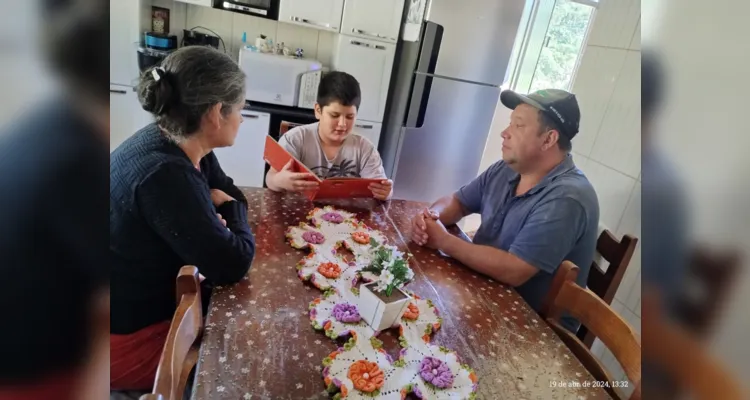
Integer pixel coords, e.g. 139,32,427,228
379,0,526,202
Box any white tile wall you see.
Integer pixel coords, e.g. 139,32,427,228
578,159,637,231
570,47,627,157
586,0,641,49
629,18,641,50
589,50,641,178
157,2,335,66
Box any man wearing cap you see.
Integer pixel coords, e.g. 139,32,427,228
411,88,599,332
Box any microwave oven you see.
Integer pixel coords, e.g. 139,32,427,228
215,0,279,20
238,48,322,108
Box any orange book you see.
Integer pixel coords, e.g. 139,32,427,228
263,136,381,200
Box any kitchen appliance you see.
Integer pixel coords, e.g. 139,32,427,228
137,32,178,73
215,0,280,21
379,0,526,202
182,29,220,49
238,48,322,107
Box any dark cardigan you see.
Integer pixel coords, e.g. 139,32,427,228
110,124,255,334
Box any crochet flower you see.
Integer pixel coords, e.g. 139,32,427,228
321,212,344,224
351,231,370,244
348,360,384,393
317,262,341,279
419,357,454,389
402,303,419,320
332,303,361,323
302,231,325,244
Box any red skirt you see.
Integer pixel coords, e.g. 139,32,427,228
0,371,77,400
110,321,171,390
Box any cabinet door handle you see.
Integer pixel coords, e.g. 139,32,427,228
241,113,260,119
110,89,127,94
355,124,374,129
349,40,386,51
352,28,394,42
290,16,337,31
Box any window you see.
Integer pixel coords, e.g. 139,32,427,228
507,0,597,94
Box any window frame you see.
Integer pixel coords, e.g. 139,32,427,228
506,0,599,94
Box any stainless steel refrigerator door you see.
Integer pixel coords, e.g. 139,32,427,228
391,75,500,202
423,0,526,85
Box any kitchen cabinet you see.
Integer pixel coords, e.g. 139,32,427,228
341,0,404,43
110,84,154,152
278,0,344,33
213,110,271,188
174,0,212,6
354,120,382,150
332,35,396,123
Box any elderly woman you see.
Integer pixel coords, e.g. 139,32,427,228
109,46,256,390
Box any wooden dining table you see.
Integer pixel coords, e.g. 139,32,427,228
191,188,611,400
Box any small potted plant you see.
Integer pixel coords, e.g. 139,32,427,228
358,239,415,331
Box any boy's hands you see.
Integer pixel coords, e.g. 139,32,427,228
275,159,319,192
369,179,393,201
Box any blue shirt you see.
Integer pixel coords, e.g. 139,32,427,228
455,155,599,331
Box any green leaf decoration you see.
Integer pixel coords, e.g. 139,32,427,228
370,337,383,349
322,357,333,367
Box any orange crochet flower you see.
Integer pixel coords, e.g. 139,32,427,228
351,231,370,244
402,303,419,320
347,360,384,393
318,262,341,278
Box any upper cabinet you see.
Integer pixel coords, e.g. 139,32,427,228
174,0,212,6
332,36,396,123
279,0,345,33
341,0,404,43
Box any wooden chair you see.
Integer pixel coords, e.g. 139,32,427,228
674,246,739,338
641,289,746,400
578,230,638,347
280,120,303,136
541,261,642,400
139,266,203,400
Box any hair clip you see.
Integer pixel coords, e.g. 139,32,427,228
152,67,165,82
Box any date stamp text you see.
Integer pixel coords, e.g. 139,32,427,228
549,380,629,389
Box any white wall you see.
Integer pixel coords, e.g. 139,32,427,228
151,1,336,67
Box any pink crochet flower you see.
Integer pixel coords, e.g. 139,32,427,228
332,303,361,323
321,212,344,224
419,357,454,389
302,231,325,244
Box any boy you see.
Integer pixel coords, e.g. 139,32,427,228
266,71,393,200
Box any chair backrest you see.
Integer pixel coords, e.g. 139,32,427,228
642,289,746,400
674,246,739,337
280,120,303,136
579,230,638,347
139,266,203,400
541,261,642,400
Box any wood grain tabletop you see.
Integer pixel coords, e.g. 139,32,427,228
191,188,611,400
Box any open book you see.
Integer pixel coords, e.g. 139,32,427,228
263,136,381,200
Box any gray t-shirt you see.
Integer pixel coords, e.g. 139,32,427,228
278,122,386,179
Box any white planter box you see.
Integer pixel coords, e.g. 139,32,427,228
358,282,411,331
